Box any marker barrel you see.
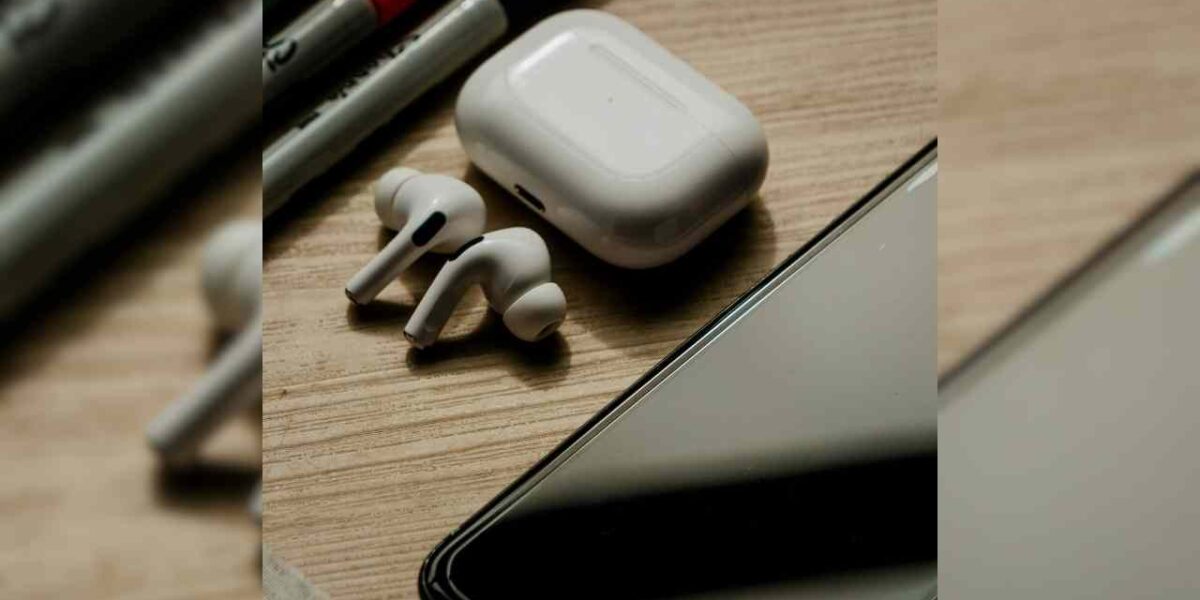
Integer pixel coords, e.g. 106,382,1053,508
264,0,508,215
263,0,380,102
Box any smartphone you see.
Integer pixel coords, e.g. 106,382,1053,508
939,173,1200,598
420,142,939,600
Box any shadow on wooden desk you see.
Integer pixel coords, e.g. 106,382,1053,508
348,299,571,389
0,147,260,390
0,147,262,598
156,460,260,513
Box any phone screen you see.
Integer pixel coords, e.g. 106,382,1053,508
939,175,1200,598
422,145,938,600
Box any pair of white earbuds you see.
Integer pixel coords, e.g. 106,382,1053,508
344,168,566,347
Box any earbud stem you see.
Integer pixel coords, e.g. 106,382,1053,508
146,314,263,464
345,228,422,305
404,260,476,348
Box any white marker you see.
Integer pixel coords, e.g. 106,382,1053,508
264,0,421,102
0,2,261,319
264,0,552,215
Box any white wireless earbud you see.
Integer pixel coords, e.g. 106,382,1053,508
202,221,262,331
147,220,262,464
345,168,487,305
404,227,566,348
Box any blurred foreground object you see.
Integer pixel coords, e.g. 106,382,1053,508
147,220,262,466
940,174,1200,598
0,0,180,118
937,0,1200,371
0,0,260,321
0,159,262,597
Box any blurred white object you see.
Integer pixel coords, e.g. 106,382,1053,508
0,0,179,116
146,220,261,463
0,1,261,319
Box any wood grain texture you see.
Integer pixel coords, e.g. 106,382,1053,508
262,0,936,597
937,0,1200,372
0,153,262,600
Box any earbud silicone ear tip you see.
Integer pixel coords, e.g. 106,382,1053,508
503,282,566,342
202,221,260,331
373,167,422,221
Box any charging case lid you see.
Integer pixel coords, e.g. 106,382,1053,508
456,10,768,268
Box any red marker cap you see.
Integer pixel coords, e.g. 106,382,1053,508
370,0,418,25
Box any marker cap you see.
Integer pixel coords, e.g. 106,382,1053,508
370,0,418,24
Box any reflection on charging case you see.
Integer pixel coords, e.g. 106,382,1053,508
455,10,768,268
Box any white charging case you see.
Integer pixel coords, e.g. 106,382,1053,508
455,10,768,268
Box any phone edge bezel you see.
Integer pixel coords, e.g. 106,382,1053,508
419,139,939,600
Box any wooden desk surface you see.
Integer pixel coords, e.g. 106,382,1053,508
0,153,263,599
938,0,1200,372
262,0,936,597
